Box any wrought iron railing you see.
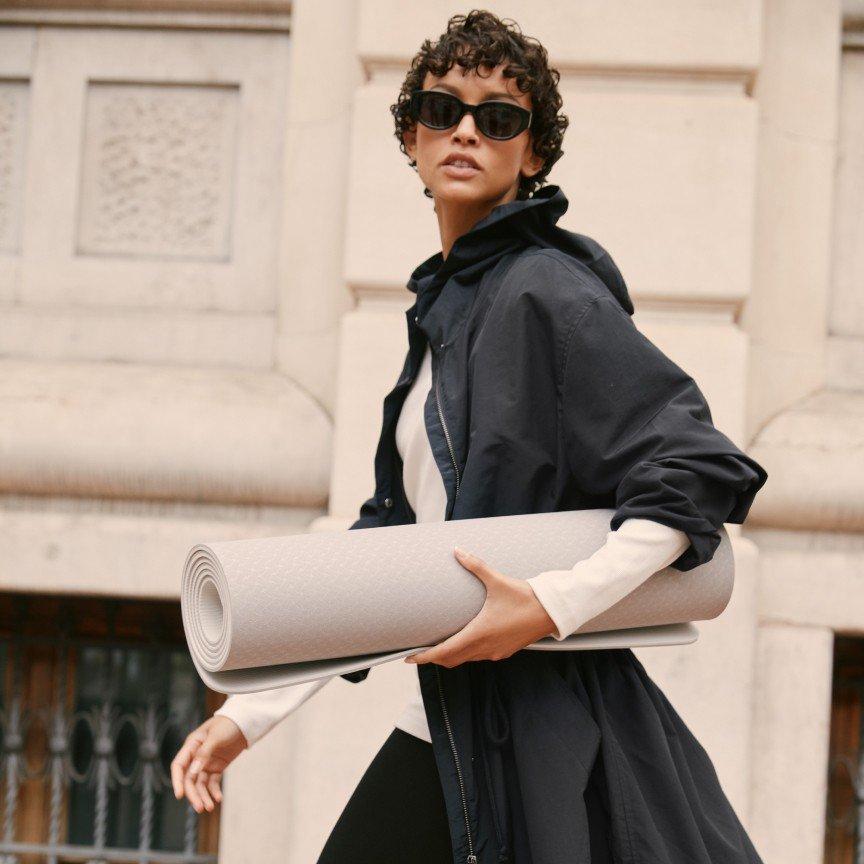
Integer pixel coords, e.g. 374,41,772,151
825,635,864,864
0,593,219,864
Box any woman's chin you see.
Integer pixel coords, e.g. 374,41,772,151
431,180,488,204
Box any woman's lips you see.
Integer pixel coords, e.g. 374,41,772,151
442,163,481,178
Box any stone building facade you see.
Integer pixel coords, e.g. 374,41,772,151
0,1,859,862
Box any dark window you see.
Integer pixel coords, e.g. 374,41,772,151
0,591,223,863
825,635,864,863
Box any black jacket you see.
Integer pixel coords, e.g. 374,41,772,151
343,184,768,864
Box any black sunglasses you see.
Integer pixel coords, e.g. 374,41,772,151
409,89,532,141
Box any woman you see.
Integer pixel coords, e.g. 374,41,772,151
171,11,769,864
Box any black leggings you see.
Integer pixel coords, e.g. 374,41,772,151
316,726,614,863
316,728,452,863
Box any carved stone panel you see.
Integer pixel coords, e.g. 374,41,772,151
77,81,239,261
0,80,28,255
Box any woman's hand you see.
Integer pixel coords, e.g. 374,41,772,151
170,716,248,813
405,547,556,668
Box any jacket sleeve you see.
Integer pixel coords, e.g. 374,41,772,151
560,294,768,571
339,493,379,683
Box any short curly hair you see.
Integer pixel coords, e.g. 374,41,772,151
391,9,568,201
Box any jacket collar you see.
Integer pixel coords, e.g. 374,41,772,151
407,184,567,296
406,184,633,350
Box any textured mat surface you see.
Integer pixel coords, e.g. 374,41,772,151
181,509,733,693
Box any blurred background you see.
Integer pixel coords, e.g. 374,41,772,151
0,1,860,862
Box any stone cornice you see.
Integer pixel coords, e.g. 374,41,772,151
747,388,864,532
0,358,332,507
0,1,290,30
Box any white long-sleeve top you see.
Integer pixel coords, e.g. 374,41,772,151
214,340,690,747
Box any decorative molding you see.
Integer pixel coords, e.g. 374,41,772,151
844,0,864,44
748,388,864,532
0,0,288,12
361,56,754,96
0,358,333,506
844,0,864,31
0,81,28,255
0,5,290,31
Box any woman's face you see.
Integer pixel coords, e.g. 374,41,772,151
403,64,544,207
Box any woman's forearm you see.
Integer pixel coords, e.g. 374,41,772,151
213,675,334,747
526,517,690,640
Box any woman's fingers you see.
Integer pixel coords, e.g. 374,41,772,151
171,718,235,810
184,766,204,812
195,771,215,812
207,772,223,804
171,734,203,799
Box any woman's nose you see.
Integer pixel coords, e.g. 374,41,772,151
452,112,479,143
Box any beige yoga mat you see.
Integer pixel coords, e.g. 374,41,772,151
181,509,733,694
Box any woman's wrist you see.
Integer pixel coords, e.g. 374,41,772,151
212,676,333,748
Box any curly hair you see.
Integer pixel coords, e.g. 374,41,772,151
391,9,568,201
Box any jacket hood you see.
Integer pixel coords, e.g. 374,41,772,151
406,183,634,316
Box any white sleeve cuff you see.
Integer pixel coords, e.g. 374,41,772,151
213,676,333,747
526,517,690,641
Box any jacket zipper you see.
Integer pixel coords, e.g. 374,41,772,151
435,665,477,864
434,349,461,501
432,346,475,863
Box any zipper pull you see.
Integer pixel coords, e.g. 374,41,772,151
467,857,478,863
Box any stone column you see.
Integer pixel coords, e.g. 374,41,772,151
749,622,834,864
274,0,362,413
743,0,842,436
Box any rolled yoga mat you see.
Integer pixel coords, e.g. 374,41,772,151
181,508,734,694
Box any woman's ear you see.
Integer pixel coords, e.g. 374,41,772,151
522,147,545,179
404,124,417,163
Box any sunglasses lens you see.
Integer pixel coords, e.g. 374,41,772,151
475,103,525,139
411,91,528,140
417,92,461,129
